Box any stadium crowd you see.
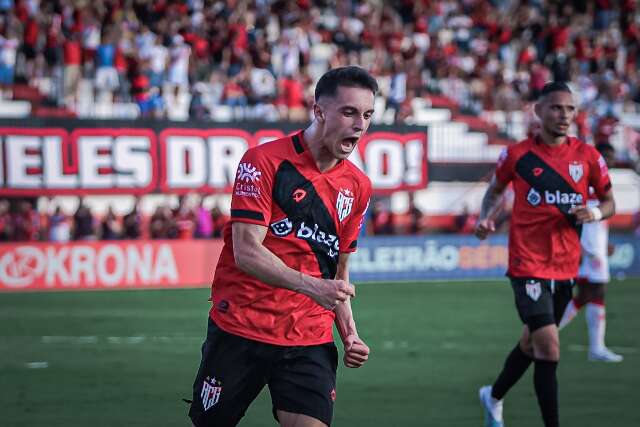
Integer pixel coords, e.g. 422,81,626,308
0,0,638,135
0,196,230,242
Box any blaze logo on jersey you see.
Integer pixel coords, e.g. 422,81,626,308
569,162,583,183
527,188,583,207
201,377,223,411
336,188,354,222
236,162,262,183
525,280,541,301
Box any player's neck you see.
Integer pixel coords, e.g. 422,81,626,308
303,127,340,173
539,131,568,147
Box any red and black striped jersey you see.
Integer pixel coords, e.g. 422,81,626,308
495,136,611,280
210,131,371,346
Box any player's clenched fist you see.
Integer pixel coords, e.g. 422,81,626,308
474,218,495,240
343,334,370,368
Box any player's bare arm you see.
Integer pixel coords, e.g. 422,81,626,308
474,175,507,240
232,221,355,309
333,252,370,368
569,190,615,224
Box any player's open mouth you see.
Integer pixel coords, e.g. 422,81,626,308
341,137,359,151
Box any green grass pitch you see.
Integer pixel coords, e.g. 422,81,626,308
1,279,638,426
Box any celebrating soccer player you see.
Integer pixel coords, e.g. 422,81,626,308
474,82,615,427
558,142,623,362
188,66,377,427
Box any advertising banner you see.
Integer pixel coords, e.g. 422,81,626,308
0,240,223,291
0,119,428,196
1,234,637,292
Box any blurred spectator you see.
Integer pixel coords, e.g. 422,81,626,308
454,204,477,234
62,32,82,108
48,206,70,242
211,205,229,238
0,200,10,241
195,198,213,239
369,198,394,235
11,200,39,241
406,193,424,234
95,30,119,102
150,205,177,239
0,28,18,99
122,200,142,239
73,199,96,240
100,206,121,240
174,196,196,239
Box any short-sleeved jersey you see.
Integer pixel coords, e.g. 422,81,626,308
495,136,611,280
210,132,372,346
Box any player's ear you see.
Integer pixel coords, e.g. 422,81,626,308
313,104,325,122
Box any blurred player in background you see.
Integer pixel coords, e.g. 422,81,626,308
188,66,376,427
474,82,615,427
558,142,623,362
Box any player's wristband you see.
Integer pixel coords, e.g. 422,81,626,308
589,206,603,221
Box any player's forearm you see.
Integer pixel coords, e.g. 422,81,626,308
479,187,502,220
234,243,314,295
334,299,358,341
597,198,615,220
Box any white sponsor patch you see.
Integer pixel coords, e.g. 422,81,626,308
525,280,542,301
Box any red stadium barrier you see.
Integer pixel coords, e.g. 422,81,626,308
0,239,223,292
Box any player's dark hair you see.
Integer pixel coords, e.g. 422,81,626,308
595,142,615,155
540,81,572,98
314,66,378,101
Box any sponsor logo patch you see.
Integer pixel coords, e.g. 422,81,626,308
533,167,544,177
293,188,307,203
270,218,294,236
527,188,542,206
201,377,223,411
525,280,542,301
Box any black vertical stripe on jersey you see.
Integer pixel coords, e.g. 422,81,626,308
291,134,305,154
273,160,338,279
515,151,582,237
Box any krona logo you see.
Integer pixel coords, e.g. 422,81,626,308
0,244,178,289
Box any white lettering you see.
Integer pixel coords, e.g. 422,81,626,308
43,136,77,188
114,136,152,188
96,244,125,286
366,139,404,189
152,245,178,282
6,135,41,188
45,246,70,285
70,246,96,285
166,136,206,188
207,136,248,187
79,136,112,188
126,245,153,283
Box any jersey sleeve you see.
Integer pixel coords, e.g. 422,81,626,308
494,146,515,185
229,147,274,227
340,177,372,253
587,147,612,199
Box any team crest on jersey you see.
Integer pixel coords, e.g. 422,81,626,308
336,188,354,222
201,377,223,411
568,162,583,183
525,280,542,302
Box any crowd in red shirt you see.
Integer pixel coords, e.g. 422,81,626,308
0,0,637,138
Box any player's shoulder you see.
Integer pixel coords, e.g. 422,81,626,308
499,137,534,161
343,160,372,191
247,134,295,157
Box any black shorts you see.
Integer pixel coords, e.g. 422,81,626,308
188,318,338,427
511,277,574,332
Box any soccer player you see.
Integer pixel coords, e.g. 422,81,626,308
558,142,623,362
188,66,377,427
474,82,615,427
